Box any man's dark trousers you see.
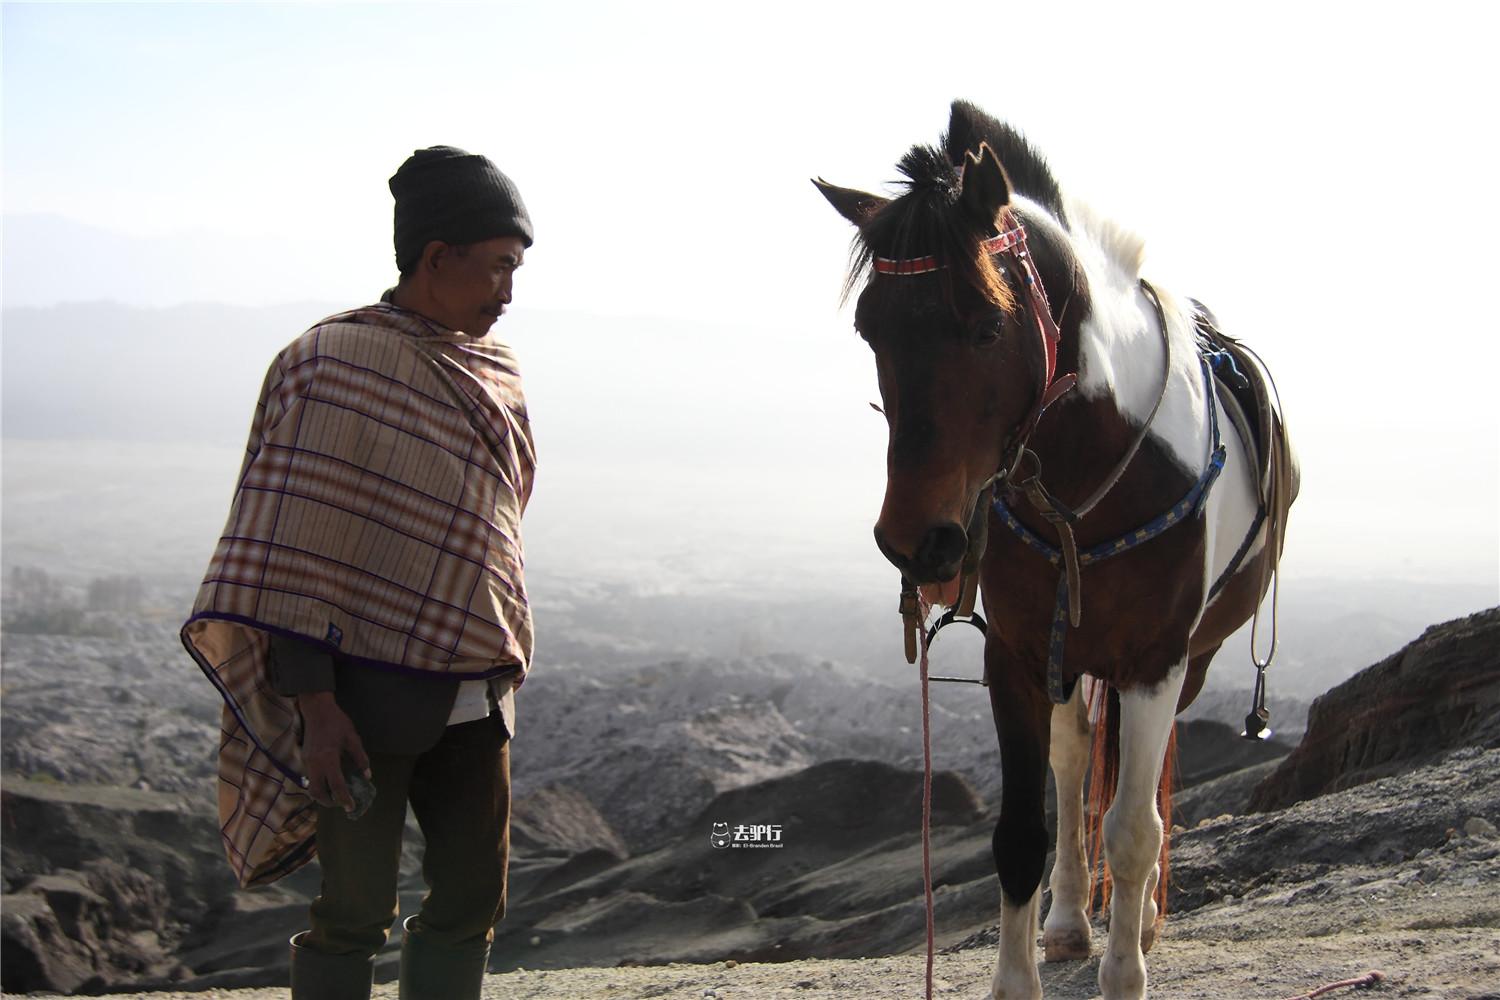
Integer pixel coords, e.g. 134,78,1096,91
303,711,511,956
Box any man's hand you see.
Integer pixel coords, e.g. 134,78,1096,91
296,691,371,814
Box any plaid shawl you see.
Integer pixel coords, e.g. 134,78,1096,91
181,301,536,888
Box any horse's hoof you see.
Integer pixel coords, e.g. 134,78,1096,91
1140,916,1163,953
1043,928,1092,962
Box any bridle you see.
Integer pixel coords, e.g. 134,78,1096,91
874,211,1078,487
877,209,1178,681
870,193,1238,1000
876,209,1079,666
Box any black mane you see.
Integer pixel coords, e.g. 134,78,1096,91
942,100,1067,226
844,102,1064,308
867,101,1067,232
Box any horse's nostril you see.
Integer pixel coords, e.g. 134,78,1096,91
916,523,967,576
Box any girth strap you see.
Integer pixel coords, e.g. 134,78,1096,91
995,356,1227,703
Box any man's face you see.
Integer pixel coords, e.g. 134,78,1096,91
429,235,526,335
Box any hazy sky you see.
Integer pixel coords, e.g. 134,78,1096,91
3,1,1497,589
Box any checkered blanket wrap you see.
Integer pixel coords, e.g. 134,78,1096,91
180,302,536,888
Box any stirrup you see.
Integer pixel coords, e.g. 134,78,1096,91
1239,663,1273,741
923,606,988,686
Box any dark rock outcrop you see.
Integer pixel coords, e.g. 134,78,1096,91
1173,718,1292,789
0,779,227,917
516,678,827,852
508,657,1010,850
1249,608,1500,813
692,758,983,853
1173,746,1500,912
1178,684,1311,742
1,859,193,994
511,784,629,859
0,780,227,995
1172,759,1283,829
490,759,991,971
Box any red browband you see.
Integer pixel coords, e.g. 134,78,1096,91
871,225,1028,276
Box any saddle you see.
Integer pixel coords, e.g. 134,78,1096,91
1192,299,1299,597
1192,301,1299,739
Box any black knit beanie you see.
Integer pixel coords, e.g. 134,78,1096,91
389,146,533,274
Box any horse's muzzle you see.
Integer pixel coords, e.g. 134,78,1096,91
874,521,967,584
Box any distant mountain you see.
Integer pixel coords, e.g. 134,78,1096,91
3,300,1494,696
2,298,892,606
1,213,369,309
1199,578,1498,700
2,301,335,446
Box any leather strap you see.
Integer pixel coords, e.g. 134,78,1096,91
900,576,922,665
1020,474,1084,627
1068,279,1173,520
1003,278,1175,629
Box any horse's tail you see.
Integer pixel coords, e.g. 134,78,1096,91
1085,683,1176,919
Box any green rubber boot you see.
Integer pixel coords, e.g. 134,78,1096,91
398,915,491,1000
289,931,374,1000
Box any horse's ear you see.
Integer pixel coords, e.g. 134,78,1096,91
958,143,1012,225
945,99,992,166
812,178,889,226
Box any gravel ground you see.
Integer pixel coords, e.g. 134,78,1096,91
34,861,1497,1000
12,761,1498,999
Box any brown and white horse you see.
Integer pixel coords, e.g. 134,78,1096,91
816,101,1296,999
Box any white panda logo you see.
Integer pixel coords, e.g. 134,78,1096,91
710,822,731,849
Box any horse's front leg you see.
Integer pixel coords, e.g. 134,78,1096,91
1098,660,1186,1000
1042,682,1093,961
986,648,1052,1000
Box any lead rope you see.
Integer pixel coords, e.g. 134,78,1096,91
916,589,936,1000
1278,970,1385,999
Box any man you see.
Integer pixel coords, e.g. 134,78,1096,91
180,146,537,1000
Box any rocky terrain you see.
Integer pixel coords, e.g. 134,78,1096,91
2,599,1496,997
1249,610,1500,812
9,745,1497,998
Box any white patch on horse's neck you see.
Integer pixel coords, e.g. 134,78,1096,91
1056,194,1211,477
1066,197,1146,280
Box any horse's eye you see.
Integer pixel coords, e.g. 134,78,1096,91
972,310,1004,344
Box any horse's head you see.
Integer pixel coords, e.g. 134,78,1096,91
816,110,1075,584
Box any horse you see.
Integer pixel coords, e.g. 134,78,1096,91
814,100,1297,1000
